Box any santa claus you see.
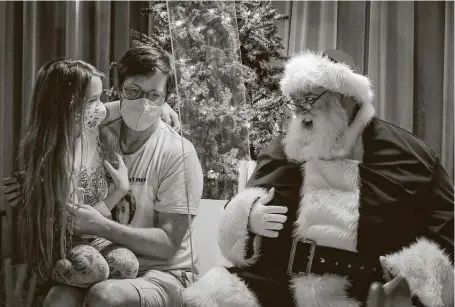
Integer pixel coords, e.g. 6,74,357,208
183,50,454,307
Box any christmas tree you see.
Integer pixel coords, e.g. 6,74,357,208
109,1,289,199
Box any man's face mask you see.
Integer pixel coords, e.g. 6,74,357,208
83,101,107,131
120,97,162,131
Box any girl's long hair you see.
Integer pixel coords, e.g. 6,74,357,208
18,58,104,282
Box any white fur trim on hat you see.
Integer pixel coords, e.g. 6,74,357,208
280,50,374,106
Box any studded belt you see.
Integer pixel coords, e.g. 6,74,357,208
287,238,384,283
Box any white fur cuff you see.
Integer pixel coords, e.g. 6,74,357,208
218,187,267,267
382,238,454,307
183,267,260,307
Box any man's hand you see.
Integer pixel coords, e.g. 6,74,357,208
161,103,181,132
3,259,37,307
67,203,105,236
103,152,129,193
248,188,288,238
2,172,25,209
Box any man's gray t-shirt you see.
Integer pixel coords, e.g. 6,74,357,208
99,116,203,273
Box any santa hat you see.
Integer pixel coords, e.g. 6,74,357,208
280,50,374,106
280,50,376,157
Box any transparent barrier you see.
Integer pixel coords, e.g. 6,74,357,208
167,1,250,200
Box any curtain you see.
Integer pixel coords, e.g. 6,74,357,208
0,0,153,261
273,1,454,180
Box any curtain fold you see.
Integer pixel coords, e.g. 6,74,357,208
274,0,454,179
288,1,338,53
442,1,454,175
336,1,368,73
368,1,416,131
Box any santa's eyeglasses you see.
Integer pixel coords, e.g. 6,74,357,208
285,90,328,111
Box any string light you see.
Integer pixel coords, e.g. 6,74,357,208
246,123,251,128
230,106,235,111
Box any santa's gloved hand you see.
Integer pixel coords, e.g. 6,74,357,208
366,277,414,307
248,187,288,238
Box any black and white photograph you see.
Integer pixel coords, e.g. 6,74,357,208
0,1,453,306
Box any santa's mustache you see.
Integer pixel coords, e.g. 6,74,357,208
292,110,313,128
293,109,330,130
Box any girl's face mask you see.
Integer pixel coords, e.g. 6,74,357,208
120,98,161,131
83,101,107,131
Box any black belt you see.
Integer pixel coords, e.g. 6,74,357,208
287,238,384,283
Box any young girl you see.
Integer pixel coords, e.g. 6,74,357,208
17,58,139,289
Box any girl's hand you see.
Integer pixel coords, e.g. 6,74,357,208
103,153,129,193
2,172,26,209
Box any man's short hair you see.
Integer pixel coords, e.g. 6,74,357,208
117,46,175,98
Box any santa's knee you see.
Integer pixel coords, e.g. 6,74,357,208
183,267,260,307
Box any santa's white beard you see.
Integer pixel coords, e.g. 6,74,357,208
283,98,349,162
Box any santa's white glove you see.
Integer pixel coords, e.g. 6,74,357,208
248,187,288,238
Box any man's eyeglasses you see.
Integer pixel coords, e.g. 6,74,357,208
285,90,328,111
121,86,165,106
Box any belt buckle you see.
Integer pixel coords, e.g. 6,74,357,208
287,238,317,275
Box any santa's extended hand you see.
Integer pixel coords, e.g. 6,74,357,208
248,187,288,238
366,277,414,307
366,258,414,307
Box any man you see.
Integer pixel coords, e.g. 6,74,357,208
183,50,454,307
4,46,203,307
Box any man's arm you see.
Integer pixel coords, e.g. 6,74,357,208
102,101,121,125
86,147,203,259
90,212,190,259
